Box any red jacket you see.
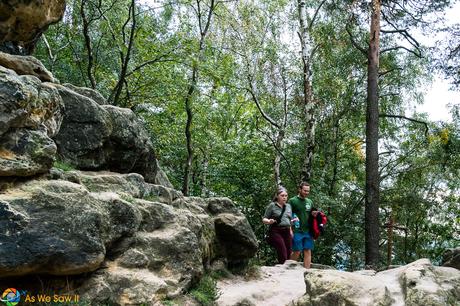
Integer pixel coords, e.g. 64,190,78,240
309,211,327,240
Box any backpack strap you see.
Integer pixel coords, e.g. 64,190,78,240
269,203,287,228
274,204,287,225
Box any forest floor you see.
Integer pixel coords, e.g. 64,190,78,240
216,260,306,306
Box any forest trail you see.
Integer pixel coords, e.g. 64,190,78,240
216,260,306,306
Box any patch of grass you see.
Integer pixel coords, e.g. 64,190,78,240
243,259,262,280
53,160,75,172
119,193,135,203
189,275,221,306
209,268,232,280
161,299,176,306
143,194,160,202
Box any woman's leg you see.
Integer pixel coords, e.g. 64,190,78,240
269,229,288,264
281,229,292,261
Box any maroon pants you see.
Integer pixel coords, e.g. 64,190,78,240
267,226,292,264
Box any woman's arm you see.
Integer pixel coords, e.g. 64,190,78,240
262,217,276,225
262,203,277,225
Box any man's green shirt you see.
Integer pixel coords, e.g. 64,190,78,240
288,196,313,233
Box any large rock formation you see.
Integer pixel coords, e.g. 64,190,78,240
0,0,66,54
0,170,258,304
443,248,460,270
0,51,55,81
293,259,460,306
52,84,162,184
0,58,170,186
0,65,63,176
215,259,460,306
217,261,308,306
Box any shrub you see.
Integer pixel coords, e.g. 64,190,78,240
189,275,221,306
53,160,75,172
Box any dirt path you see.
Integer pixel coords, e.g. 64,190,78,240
216,260,306,306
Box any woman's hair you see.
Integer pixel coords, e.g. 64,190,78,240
273,186,287,202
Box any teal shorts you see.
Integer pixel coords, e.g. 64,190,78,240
292,231,314,251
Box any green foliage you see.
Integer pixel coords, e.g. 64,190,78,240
208,268,232,280
160,299,176,306
53,161,75,172
34,0,460,270
189,275,221,306
242,259,262,281
119,193,135,203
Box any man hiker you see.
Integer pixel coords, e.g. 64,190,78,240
289,182,318,268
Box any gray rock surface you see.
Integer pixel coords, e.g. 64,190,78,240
217,261,307,306
0,66,63,138
0,55,172,187
443,248,460,270
214,213,259,269
294,258,460,306
0,179,140,277
0,66,63,176
52,84,163,184
63,83,107,105
0,129,57,176
217,259,460,306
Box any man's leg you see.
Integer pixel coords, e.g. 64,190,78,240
291,251,300,260
291,232,301,261
303,249,312,268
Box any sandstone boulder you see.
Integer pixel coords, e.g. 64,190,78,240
0,171,258,304
0,179,141,277
0,55,172,187
0,129,57,176
215,213,259,269
443,248,460,270
0,66,63,176
53,84,164,184
0,66,63,137
63,83,107,105
0,0,66,54
294,259,460,306
0,51,55,82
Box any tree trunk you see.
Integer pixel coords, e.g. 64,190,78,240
109,0,136,106
182,0,215,196
387,212,394,267
274,129,284,187
182,67,196,195
80,0,96,89
404,218,409,262
329,119,340,196
297,0,316,183
365,0,381,269
200,151,209,197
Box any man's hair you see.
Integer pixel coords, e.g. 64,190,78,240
298,182,310,189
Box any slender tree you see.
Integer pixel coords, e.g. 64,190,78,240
297,0,327,183
80,0,97,88
108,0,137,105
182,0,217,195
364,0,381,268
